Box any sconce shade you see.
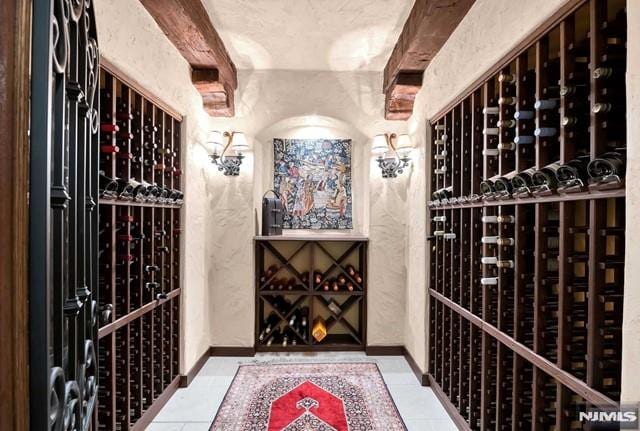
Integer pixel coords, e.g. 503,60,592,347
208,130,224,154
372,134,389,155
231,132,249,152
396,134,413,157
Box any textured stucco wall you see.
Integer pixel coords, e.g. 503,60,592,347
206,70,410,347
404,0,574,372
94,0,213,373
621,0,639,404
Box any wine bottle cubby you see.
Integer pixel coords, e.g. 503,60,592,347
255,237,367,351
97,61,183,431
427,0,626,429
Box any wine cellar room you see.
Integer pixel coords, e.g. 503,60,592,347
1,0,639,430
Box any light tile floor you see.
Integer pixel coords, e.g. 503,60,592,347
148,352,457,431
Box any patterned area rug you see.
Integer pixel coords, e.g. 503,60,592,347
210,362,406,431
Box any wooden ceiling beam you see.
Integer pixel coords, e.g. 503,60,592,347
192,68,235,117
383,0,475,120
139,0,238,116
384,72,424,121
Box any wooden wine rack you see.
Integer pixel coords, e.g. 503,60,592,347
97,61,183,431
255,237,367,352
427,0,627,429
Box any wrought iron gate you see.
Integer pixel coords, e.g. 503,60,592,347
29,0,100,429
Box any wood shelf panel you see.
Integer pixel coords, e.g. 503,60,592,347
427,1,627,428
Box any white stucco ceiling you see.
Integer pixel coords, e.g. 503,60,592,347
203,0,415,71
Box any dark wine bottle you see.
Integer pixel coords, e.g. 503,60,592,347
556,155,590,187
511,167,537,192
479,179,496,197
493,176,513,195
260,312,280,340
532,162,561,190
587,151,626,181
99,173,119,198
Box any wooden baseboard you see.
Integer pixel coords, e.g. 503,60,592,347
365,345,404,356
427,374,471,430
131,376,180,431
179,348,210,388
210,346,256,357
403,347,429,386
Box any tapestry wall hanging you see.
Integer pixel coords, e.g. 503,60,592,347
273,138,353,229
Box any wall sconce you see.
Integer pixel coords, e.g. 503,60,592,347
208,131,249,176
372,133,413,178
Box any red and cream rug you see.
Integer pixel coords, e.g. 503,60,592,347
210,362,406,431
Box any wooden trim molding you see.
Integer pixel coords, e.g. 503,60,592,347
0,0,31,429
403,347,429,387
427,374,472,430
210,346,256,357
179,348,211,388
365,345,404,356
130,376,181,431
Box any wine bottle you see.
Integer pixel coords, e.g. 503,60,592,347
262,312,279,337
432,186,453,201
532,162,562,190
534,127,558,138
354,272,363,284
299,306,309,327
556,155,590,187
513,110,534,120
483,106,499,115
286,277,297,291
498,96,517,106
479,179,496,197
497,119,516,128
592,67,616,80
266,328,281,347
497,142,516,151
483,127,500,135
432,215,447,222
587,151,626,181
560,84,587,97
493,176,513,195
101,123,120,133
513,135,534,145
481,256,498,265
289,309,300,327
498,73,516,84
496,260,515,268
100,144,120,154
534,99,559,110
481,277,498,286
99,173,119,198
511,167,537,191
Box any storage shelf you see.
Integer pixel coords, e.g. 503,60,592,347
428,187,625,209
97,66,183,431
426,1,627,428
99,198,183,209
255,238,367,352
255,234,369,242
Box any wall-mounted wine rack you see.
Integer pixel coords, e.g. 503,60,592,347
255,237,367,351
427,0,627,429
97,61,183,431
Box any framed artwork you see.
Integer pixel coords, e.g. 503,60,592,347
273,138,353,229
